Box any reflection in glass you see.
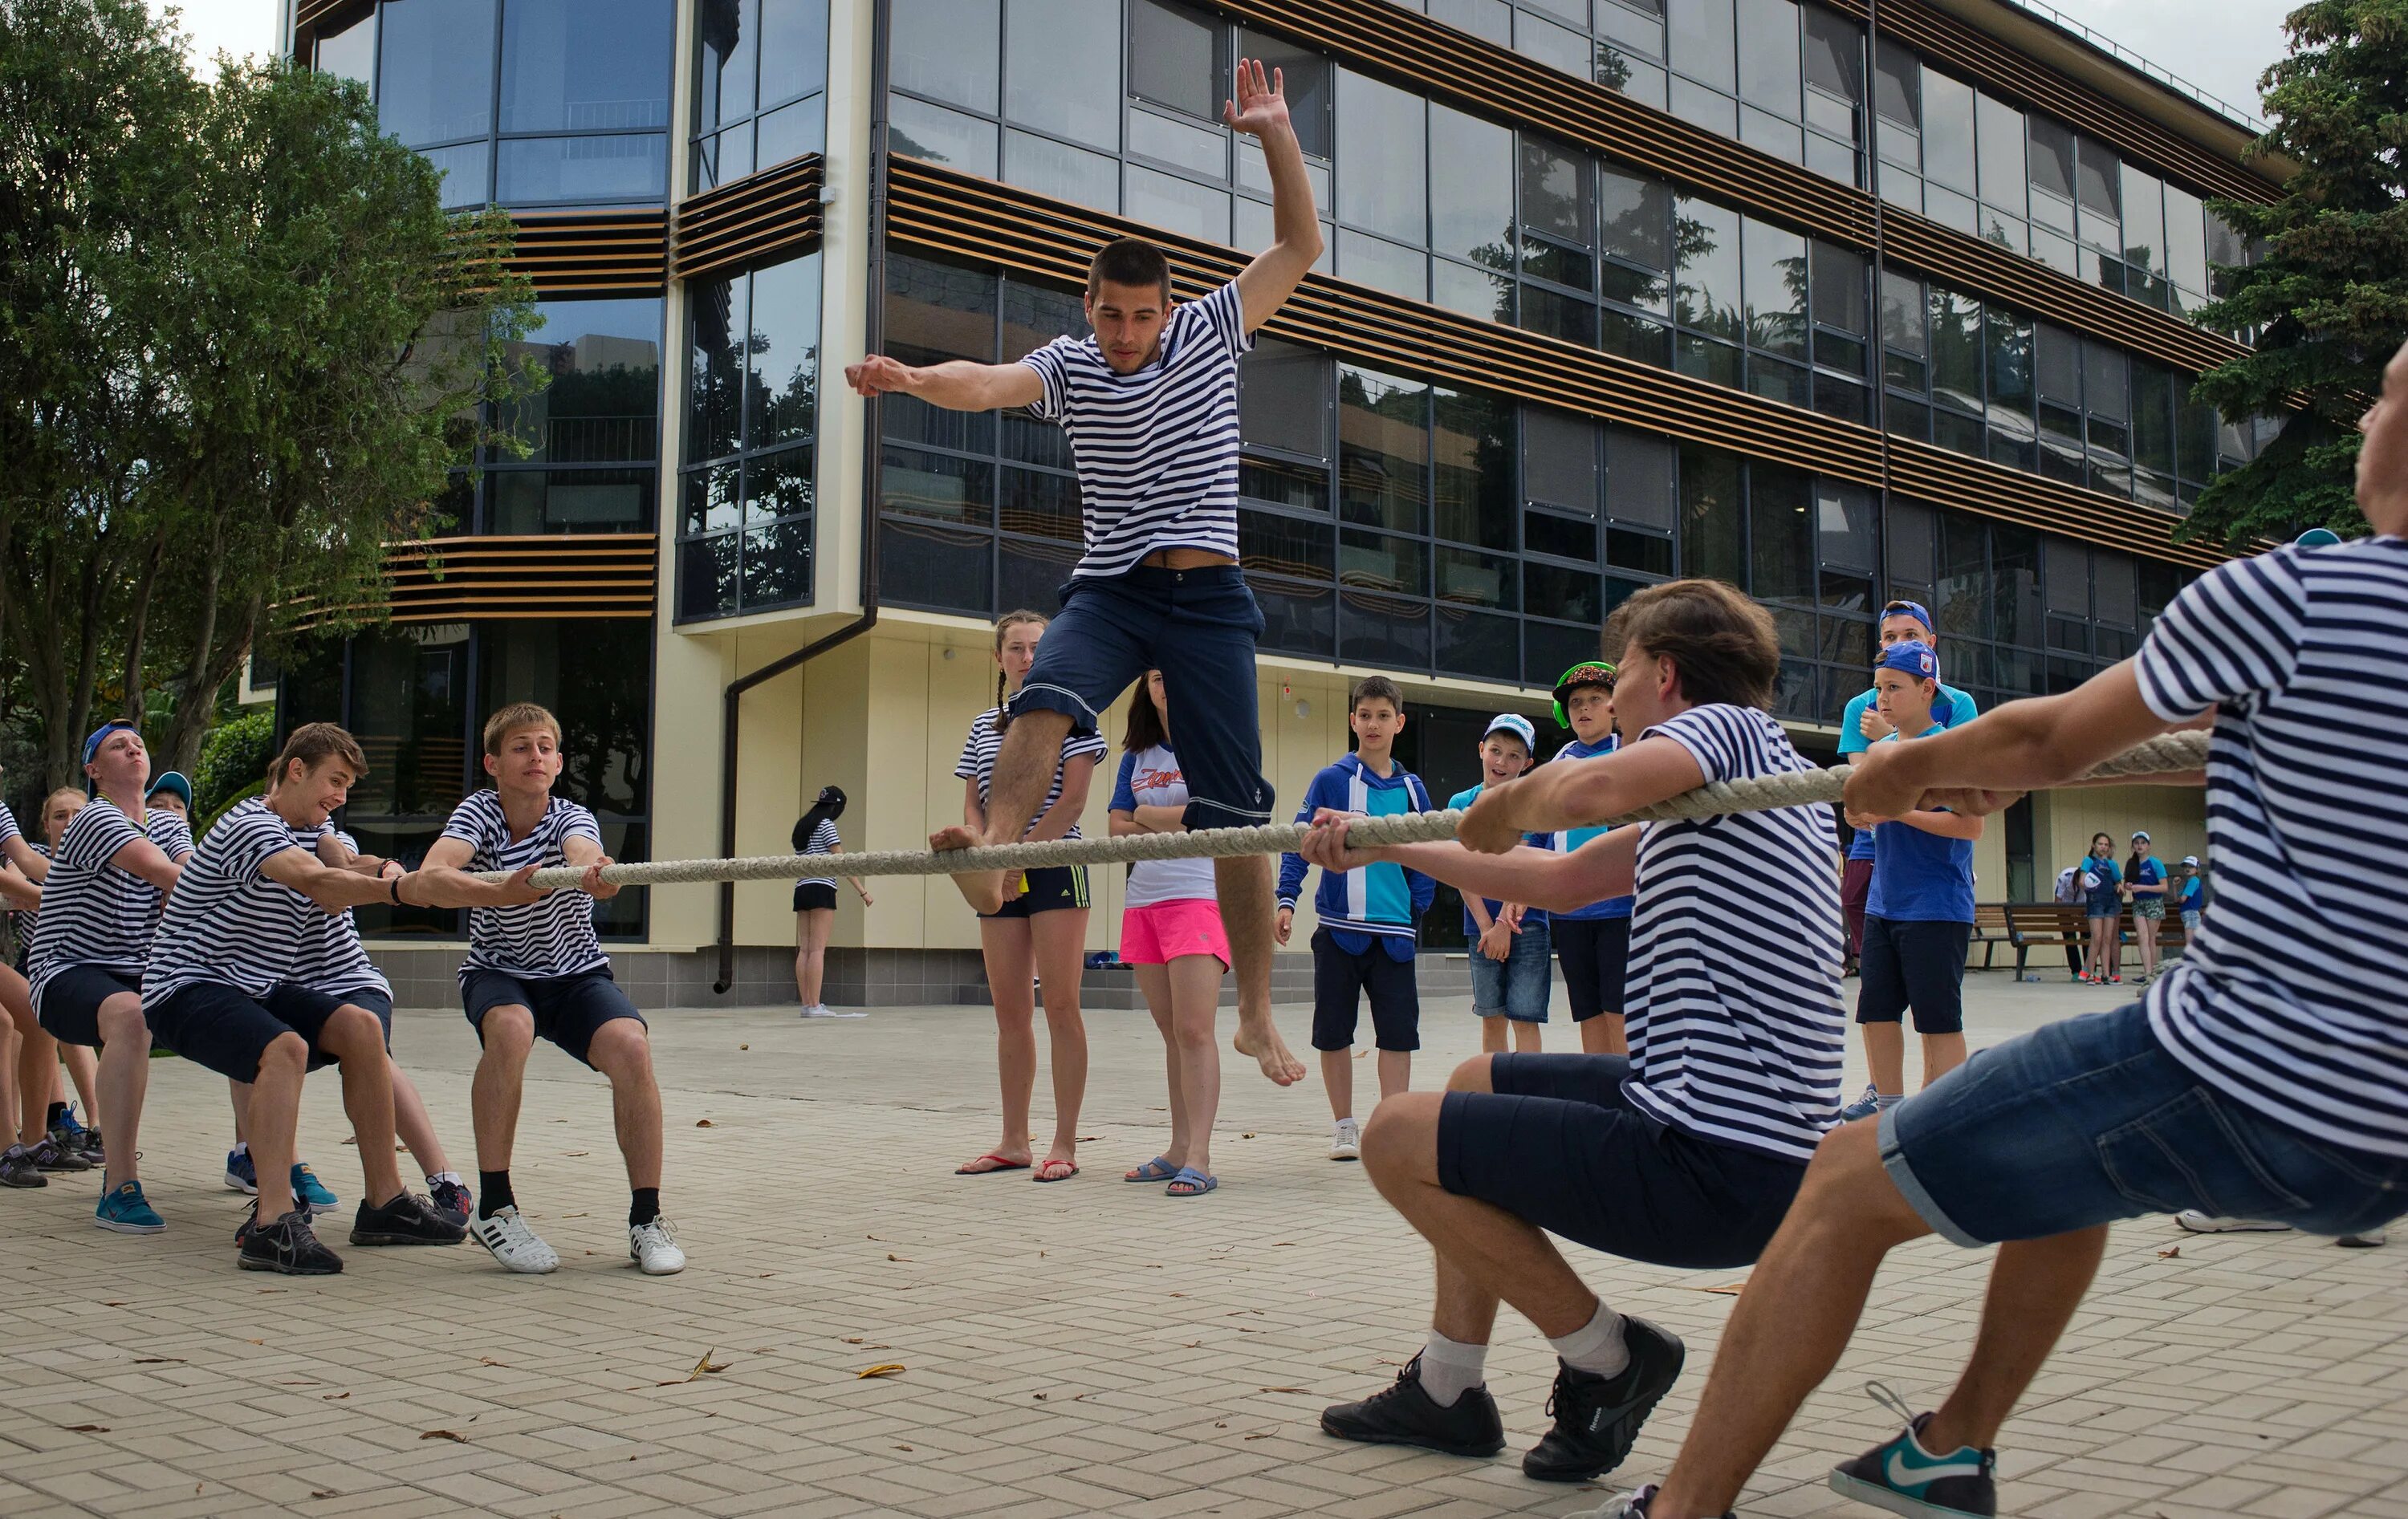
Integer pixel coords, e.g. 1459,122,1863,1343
1005,0,1118,148
1920,70,1975,194
1430,105,1514,270
498,296,661,465
501,0,670,132
1336,69,1426,246
891,0,1000,113
1674,197,1742,343
1679,443,1743,585
481,619,653,819
890,95,999,175
496,134,666,205
1668,0,1735,90
1736,0,1800,116
1339,365,1431,537
1126,166,1230,243
490,468,654,533
758,0,829,108
1434,387,1512,550
1131,0,1224,121
1003,130,1118,213
1743,217,1808,357
316,12,376,89
378,0,494,146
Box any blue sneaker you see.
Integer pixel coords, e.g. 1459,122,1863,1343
225,1148,257,1193
291,1164,338,1216
1837,1084,1885,1123
95,1179,166,1234
1827,1384,1997,1517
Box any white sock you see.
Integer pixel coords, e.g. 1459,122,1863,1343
1548,1302,1631,1379
231,1141,249,1157
1418,1331,1489,1407
428,1171,464,1188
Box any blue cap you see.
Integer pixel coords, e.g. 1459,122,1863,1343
2296,526,2343,548
145,771,192,809
1881,599,1934,632
1483,713,1536,749
1877,642,1939,682
81,720,138,767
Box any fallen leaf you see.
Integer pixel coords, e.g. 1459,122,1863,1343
681,1348,733,1382
103,1302,125,1307
322,1393,349,1401
340,1135,357,1145
132,1358,182,1365
420,1430,467,1444
1214,1421,1227,1428
564,1151,588,1158
311,1490,336,1499
1355,1048,1368,1058
1242,1132,1255,1139
857,1364,906,1379
739,1043,749,1050
1271,1241,1295,1247
247,1338,263,1346
2158,1245,2182,1259
478,1358,510,1367
894,1444,914,1452
1032,1392,1048,1400
840,1337,865,1344
1259,1386,1308,1394
1076,1135,1101,1141
61,1424,109,1432
887,1253,911,1261
1244,1432,1273,1440
565,1212,588,1219
695,1119,715,1127
1698,1281,1747,1296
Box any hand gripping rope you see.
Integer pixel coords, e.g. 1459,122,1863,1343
483,731,2211,891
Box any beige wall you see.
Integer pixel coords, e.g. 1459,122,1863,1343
2038,784,2207,887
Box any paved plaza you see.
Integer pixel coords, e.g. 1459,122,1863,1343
2,972,2403,1519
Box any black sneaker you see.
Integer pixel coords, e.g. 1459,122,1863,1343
0,1145,48,1188
428,1176,474,1227
350,1190,469,1247
1522,1315,1686,1482
238,1209,344,1275
1320,1354,1507,1459
1827,1387,1997,1518
26,1135,92,1172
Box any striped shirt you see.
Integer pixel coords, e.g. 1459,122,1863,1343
145,800,315,1001
2134,536,2408,1159
1018,280,1251,577
795,818,842,891
441,790,611,983
10,843,45,953
27,798,193,1003
1620,704,1848,1164
289,830,390,1000
955,711,1109,842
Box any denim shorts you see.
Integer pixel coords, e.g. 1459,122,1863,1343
1881,1001,2408,1246
1470,917,1552,1023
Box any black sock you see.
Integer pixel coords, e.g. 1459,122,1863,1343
629,1187,661,1228
478,1170,515,1219
46,1103,65,1131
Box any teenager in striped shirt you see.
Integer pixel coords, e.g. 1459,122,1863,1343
1620,340,2408,1519
1302,580,1844,1485
6,787,103,1171
844,58,1323,1092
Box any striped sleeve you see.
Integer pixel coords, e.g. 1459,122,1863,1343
1188,282,1255,359
154,814,195,861
954,720,985,780
556,801,604,848
60,802,136,871
1064,730,1109,766
218,807,301,879
0,803,18,848
809,819,841,853
1018,339,1073,423
1649,705,1751,786
2134,551,2307,722
440,795,491,850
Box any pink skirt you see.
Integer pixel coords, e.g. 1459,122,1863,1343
1121,899,1230,967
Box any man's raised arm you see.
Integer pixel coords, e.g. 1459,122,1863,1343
842,353,1045,412
1228,57,1324,332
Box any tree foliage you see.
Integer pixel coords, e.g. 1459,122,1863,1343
2187,0,2408,546
0,0,540,787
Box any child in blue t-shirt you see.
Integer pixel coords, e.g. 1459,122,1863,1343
1276,676,1433,1162
2124,831,2168,985
1449,714,1552,1056
2176,855,2205,935
2076,831,2124,983
1541,661,1637,1055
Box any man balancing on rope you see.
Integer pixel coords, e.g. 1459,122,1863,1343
844,58,1320,1086
1609,341,2408,1519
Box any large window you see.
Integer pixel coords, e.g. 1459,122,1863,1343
679,251,824,620
319,0,673,209
276,619,655,940
692,0,829,191
481,297,663,533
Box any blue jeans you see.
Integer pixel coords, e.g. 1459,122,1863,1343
1470,917,1552,1023
1881,1001,2408,1246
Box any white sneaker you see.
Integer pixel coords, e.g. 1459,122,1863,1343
470,1205,560,1273
2337,1227,2388,1248
1330,1119,1361,1162
2174,1210,2291,1235
799,1004,868,1019
630,1217,685,1275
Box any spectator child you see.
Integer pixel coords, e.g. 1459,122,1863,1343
1449,715,1551,1057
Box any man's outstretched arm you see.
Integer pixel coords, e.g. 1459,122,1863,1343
1229,57,1324,332
843,354,1044,412
1845,660,2177,819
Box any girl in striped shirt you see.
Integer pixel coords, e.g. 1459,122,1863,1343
791,786,871,1018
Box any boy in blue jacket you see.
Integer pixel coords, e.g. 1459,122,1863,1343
1278,676,1434,1161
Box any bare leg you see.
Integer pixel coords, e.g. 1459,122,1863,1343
1480,1016,1507,1054
1167,952,1222,1177
1513,1021,1543,1054
1031,907,1088,1172
1580,1012,1627,1055
245,1033,311,1222
1376,1048,1411,1105
585,1019,662,1191
1863,1021,1906,1093
1921,1030,1968,1087
4,976,50,1144
0,1019,17,1151
928,710,1074,915
94,994,148,1186
1322,1046,1353,1124
470,1004,535,1173
229,1081,250,1145
1921,1229,2108,1450
320,1007,404,1205
795,908,833,1005
1137,964,1190,1171
59,1042,97,1130
964,919,1035,1171
1219,854,1303,1085
389,1064,449,1177
2138,916,2159,978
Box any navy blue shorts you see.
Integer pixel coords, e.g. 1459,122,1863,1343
1881,1001,2408,1246
1010,565,1274,828
305,987,393,1071
145,981,350,1082
1856,916,1971,1034
462,968,643,1069
35,966,143,1047
793,882,837,913
1439,1054,1806,1269
1553,916,1631,1022
980,863,1091,920
1309,928,1419,1052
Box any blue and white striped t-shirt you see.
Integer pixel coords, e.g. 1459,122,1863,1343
956,710,1109,842
27,798,193,1005
145,800,318,1001
2134,536,2408,1159
1620,704,1848,1164
795,818,841,891
441,790,611,983
288,829,391,1001
1017,280,1251,577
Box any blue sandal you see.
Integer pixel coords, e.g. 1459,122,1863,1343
1165,1167,1217,1197
1124,1155,1179,1183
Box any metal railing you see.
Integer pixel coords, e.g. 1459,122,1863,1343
1993,0,2269,134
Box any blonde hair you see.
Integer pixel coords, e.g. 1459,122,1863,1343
482,701,563,756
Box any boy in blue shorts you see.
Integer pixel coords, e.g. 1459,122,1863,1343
1836,602,1978,971
1278,676,1434,1161
1838,643,1980,1122
1544,663,1637,1055
1450,714,1551,1056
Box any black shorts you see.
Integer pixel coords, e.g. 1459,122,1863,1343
304,987,393,1071
981,864,1090,920
1554,916,1632,1022
35,966,143,1048
1438,1054,1806,1269
793,882,837,912
1309,928,1420,1052
144,981,350,1082
1857,916,1972,1035
462,967,643,1068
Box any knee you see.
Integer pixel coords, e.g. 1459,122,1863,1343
1446,1054,1495,1094
587,1020,651,1079
99,1000,149,1049
325,1006,383,1055
1361,1091,1445,1181
1173,1013,1216,1054
478,1007,536,1060
259,1030,308,1076
1795,1120,1921,1241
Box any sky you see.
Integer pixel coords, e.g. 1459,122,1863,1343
147,0,2294,127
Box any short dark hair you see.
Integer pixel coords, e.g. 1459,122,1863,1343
1123,672,1169,753
1602,579,1779,711
1349,675,1405,712
1086,238,1170,303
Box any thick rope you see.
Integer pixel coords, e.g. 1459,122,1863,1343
488,730,2210,890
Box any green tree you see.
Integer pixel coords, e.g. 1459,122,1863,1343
2186,0,2408,546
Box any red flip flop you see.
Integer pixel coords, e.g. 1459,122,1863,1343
955,1154,1031,1176
1031,1159,1080,1183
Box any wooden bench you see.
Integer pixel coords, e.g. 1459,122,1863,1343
1971,903,2011,969
2002,902,2190,978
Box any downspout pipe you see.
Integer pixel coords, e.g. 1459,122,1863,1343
712,0,893,995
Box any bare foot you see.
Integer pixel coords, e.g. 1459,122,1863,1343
956,1149,1031,1175
928,826,1009,915
1234,1011,1306,1086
